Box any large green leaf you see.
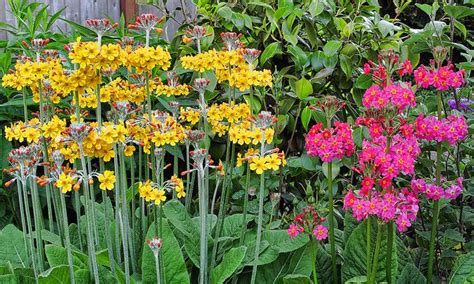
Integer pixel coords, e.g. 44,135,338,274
262,230,309,253
0,224,28,268
342,220,398,283
397,263,426,284
162,200,201,267
260,42,281,65
44,245,88,269
221,214,254,238
294,78,313,100
283,274,311,284
141,220,190,284
38,265,89,284
210,246,247,284
323,40,342,57
449,252,474,283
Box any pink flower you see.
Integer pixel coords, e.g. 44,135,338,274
363,63,371,74
305,122,354,162
415,114,467,145
288,224,302,239
313,225,328,241
395,213,411,232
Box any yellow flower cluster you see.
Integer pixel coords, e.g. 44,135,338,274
216,67,272,91
150,114,186,147
2,61,51,90
49,64,100,98
170,175,185,198
179,107,200,125
207,102,251,136
180,49,244,72
69,40,127,70
229,121,275,145
155,84,190,97
138,180,166,205
100,78,147,104
127,46,171,73
41,116,67,138
5,119,41,143
249,153,286,174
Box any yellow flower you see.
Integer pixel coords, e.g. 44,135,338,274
98,170,116,191
152,188,167,205
264,154,281,171
56,172,74,193
124,145,136,157
249,157,267,175
139,180,153,202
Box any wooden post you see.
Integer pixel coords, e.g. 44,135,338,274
120,0,138,23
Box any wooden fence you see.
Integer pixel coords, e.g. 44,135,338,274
0,0,195,40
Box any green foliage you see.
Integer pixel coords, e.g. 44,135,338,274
141,220,190,284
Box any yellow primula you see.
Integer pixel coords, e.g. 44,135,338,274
56,172,74,193
98,170,116,191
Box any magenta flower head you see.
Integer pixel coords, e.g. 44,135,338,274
288,205,327,241
415,114,468,145
305,121,354,162
313,225,328,241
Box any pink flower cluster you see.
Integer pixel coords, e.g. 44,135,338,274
414,65,465,90
287,206,328,241
357,129,420,180
305,121,354,162
362,84,416,112
411,177,463,200
344,188,419,232
415,114,468,145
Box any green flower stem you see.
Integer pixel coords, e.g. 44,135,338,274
185,143,192,212
118,210,130,284
155,254,162,284
22,88,28,122
310,236,319,284
87,157,100,247
211,142,235,270
30,179,45,271
239,162,252,244
251,131,266,284
101,189,116,277
367,217,371,280
78,146,100,283
198,166,208,284
386,221,394,283
113,147,123,265
74,189,84,251
18,181,37,278
369,222,384,284
427,91,443,284
60,192,76,284
327,161,337,284
38,81,55,237
119,147,137,275
251,171,265,284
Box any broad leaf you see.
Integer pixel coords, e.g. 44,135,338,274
260,42,281,65
0,225,28,268
141,220,190,284
397,263,426,284
210,246,247,284
342,220,398,283
294,78,313,100
449,252,474,283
